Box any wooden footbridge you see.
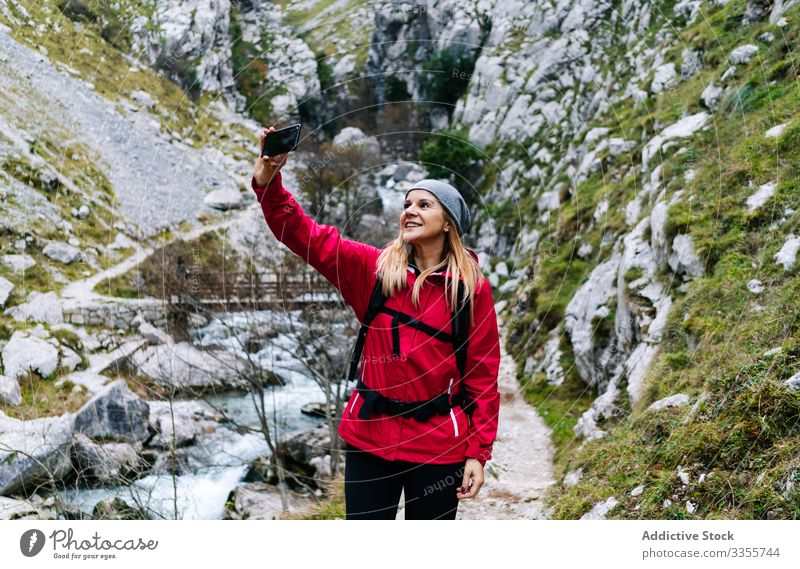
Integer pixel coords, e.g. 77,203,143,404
169,270,342,312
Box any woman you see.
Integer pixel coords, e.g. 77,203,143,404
251,126,501,520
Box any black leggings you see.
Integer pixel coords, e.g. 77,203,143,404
344,443,465,520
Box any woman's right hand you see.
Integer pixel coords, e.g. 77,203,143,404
253,126,289,187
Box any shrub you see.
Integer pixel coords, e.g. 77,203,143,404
420,48,478,108
416,128,483,191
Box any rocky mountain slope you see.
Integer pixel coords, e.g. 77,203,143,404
1,0,799,519
358,0,800,519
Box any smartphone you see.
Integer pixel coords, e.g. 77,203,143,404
261,123,302,157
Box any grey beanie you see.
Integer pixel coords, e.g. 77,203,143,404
405,179,471,236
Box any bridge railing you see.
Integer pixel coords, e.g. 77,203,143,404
171,271,339,304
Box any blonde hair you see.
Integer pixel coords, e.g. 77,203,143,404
375,211,483,327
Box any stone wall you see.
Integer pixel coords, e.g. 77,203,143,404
61,298,168,330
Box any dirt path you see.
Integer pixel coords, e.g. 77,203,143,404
60,215,242,302
397,313,557,520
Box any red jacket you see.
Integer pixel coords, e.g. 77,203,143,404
252,171,500,466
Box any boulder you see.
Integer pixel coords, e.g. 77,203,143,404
332,127,381,158
73,380,150,444
680,48,702,79
91,497,149,520
701,83,723,110
580,496,619,520
747,279,765,294
223,482,313,520
0,413,75,496
746,181,776,212
107,233,137,250
647,394,691,411
138,321,173,345
147,400,220,448
130,342,269,391
564,245,622,387
650,62,677,94
282,426,331,467
765,123,787,138
1,331,60,379
4,290,64,324
0,375,22,406
774,235,800,270
668,234,704,279
42,242,81,264
129,89,155,109
71,432,146,484
0,254,36,273
564,467,583,486
729,44,759,64
204,186,243,211
60,346,83,372
0,277,13,308
0,496,52,520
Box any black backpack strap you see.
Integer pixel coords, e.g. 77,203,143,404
451,280,470,380
347,277,387,382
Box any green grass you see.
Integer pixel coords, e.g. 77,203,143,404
1,371,90,420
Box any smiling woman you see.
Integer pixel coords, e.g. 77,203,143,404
251,127,500,520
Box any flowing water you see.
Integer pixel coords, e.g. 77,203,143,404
57,309,329,520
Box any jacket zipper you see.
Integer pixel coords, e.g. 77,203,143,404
348,392,360,418
448,378,458,437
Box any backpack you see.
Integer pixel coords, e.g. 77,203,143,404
346,274,475,422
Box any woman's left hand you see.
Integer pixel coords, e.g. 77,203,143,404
457,458,484,499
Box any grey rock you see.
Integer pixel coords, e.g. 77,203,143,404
651,63,677,93
729,44,759,64
138,321,173,345
746,181,776,212
73,380,150,444
203,186,243,211
0,277,13,308
43,242,81,264
765,123,787,138
564,467,583,486
785,372,800,391
1,330,60,379
0,413,75,496
0,254,36,273
71,432,145,484
129,89,155,109
223,482,313,520
647,394,691,411
701,83,723,109
680,48,702,78
147,400,220,448
668,234,704,279
774,235,800,270
5,290,63,324
0,375,22,406
0,496,53,520
747,279,764,294
130,342,262,390
721,66,737,82
580,496,619,520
